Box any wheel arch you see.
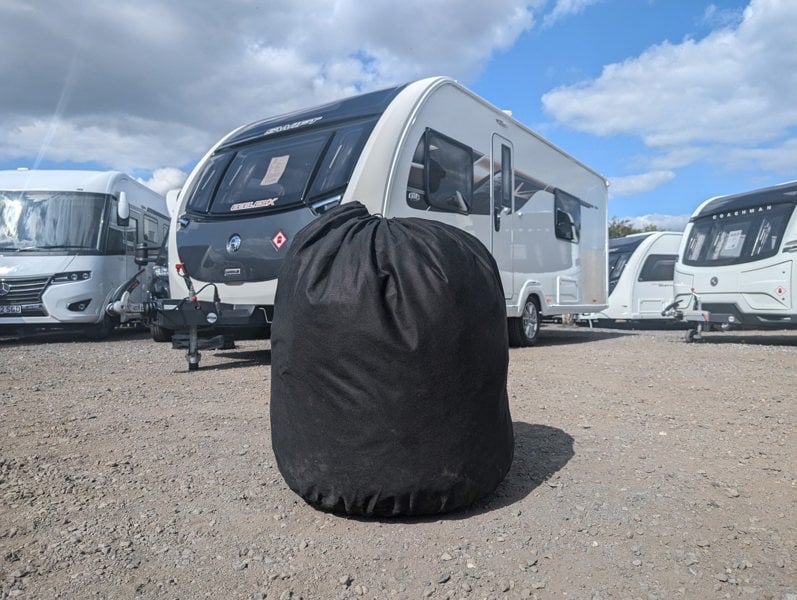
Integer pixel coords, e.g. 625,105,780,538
507,281,547,318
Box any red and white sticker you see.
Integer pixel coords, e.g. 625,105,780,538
272,230,288,250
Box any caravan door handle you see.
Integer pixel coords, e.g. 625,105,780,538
494,208,507,231
494,206,511,231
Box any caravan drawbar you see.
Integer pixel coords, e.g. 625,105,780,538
146,77,609,369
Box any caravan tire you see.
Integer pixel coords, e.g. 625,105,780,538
508,297,540,347
85,314,117,340
150,323,173,343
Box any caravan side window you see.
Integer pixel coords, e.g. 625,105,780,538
125,216,139,248
406,129,473,214
106,224,125,253
554,189,581,243
144,215,160,245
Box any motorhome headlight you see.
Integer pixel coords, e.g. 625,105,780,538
52,271,91,283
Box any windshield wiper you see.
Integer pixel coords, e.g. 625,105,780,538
7,245,91,252
32,245,90,250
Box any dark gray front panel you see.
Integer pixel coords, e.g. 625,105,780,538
175,207,316,283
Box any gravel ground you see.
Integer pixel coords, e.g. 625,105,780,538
0,324,795,599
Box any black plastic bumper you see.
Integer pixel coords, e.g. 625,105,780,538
154,298,271,330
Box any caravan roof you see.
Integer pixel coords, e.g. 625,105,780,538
692,180,797,220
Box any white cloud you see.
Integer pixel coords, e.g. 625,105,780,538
720,137,797,175
0,0,537,174
647,146,712,171
138,168,188,196
625,214,691,232
542,0,797,179
543,0,603,28
608,171,676,197
701,3,745,29
2,116,208,173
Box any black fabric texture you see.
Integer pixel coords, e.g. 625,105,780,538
270,201,514,517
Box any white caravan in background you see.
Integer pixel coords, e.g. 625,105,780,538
579,231,682,326
132,77,608,369
668,180,797,341
0,169,169,338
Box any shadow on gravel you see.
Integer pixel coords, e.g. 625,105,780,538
346,422,574,524
0,328,149,346
461,421,575,517
529,326,629,346
680,332,796,346
197,348,273,370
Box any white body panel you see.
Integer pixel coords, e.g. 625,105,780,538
359,79,609,317
581,232,682,323
672,181,797,329
169,77,609,320
0,170,168,330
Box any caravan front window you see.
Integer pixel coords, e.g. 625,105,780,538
184,118,377,216
211,132,329,214
607,236,646,295
683,203,795,266
0,191,107,252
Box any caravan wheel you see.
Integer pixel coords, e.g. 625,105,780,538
150,323,173,343
85,314,118,340
508,297,540,347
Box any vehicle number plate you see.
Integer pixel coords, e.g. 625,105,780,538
0,305,21,314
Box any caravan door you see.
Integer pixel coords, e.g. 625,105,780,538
492,134,514,299
633,252,678,317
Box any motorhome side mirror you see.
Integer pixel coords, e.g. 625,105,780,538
117,191,130,226
134,242,149,266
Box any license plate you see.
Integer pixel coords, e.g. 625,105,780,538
0,305,21,314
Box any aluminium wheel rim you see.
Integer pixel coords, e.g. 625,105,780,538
522,302,539,339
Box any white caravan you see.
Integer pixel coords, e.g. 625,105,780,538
669,180,797,341
0,169,169,337
140,77,608,369
579,231,682,326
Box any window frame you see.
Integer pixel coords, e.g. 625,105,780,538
683,203,795,266
423,129,474,215
554,188,581,243
184,118,378,217
638,254,677,282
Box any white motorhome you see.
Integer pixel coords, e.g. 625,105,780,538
142,77,608,369
669,180,797,341
579,231,682,326
0,169,169,337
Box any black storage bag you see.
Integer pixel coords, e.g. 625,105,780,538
270,202,514,517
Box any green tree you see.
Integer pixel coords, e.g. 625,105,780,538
608,217,659,239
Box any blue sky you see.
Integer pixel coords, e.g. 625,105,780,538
1,0,794,230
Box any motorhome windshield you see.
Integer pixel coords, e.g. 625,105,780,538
185,118,377,216
0,191,107,252
683,202,795,267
